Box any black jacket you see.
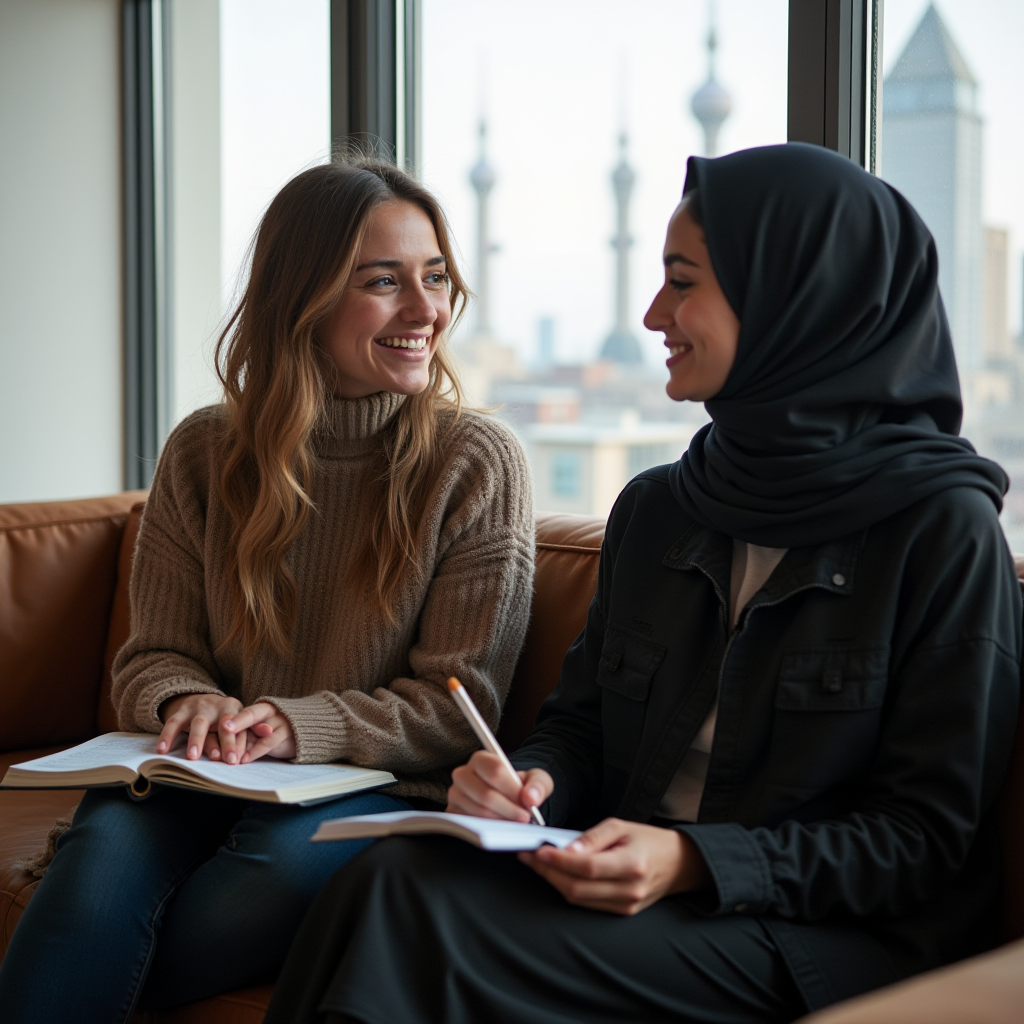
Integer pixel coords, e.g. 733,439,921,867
513,466,1021,1010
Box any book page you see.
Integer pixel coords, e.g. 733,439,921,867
10,732,159,775
154,755,384,790
314,810,582,850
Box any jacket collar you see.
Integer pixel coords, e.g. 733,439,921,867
662,521,865,610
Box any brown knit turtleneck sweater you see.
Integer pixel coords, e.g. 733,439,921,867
111,392,535,803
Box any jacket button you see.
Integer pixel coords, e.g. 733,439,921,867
734,903,748,913
832,573,846,586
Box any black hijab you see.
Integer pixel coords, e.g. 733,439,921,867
668,143,1007,547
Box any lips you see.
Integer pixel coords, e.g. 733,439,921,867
375,336,429,350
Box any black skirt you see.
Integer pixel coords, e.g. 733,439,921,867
265,836,807,1024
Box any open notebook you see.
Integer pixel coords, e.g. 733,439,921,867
312,810,582,850
0,732,397,805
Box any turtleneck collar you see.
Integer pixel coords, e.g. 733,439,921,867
314,391,407,458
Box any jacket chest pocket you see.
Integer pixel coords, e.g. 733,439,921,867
768,645,890,796
597,626,666,768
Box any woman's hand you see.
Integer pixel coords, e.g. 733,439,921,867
222,702,297,763
447,751,554,823
157,693,245,762
518,818,711,916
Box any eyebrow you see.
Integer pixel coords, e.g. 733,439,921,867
355,255,447,272
664,253,700,268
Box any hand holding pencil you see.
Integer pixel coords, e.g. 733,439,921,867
446,677,553,826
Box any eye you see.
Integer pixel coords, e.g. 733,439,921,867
368,275,397,288
425,271,447,286
669,279,694,293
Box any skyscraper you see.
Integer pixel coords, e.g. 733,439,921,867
690,0,732,158
599,133,643,364
882,3,983,371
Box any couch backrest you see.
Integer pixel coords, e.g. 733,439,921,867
498,512,603,750
0,493,147,751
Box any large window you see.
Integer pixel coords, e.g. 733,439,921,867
880,0,1024,547
420,0,788,516
168,0,330,432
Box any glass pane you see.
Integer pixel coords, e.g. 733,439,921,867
421,0,789,517
880,1,1024,547
168,0,329,429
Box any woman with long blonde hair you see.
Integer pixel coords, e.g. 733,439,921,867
0,158,535,1023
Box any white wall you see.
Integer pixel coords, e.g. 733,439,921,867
0,0,123,503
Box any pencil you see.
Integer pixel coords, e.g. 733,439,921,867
447,677,546,826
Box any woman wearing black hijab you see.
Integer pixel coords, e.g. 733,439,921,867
265,144,1021,1024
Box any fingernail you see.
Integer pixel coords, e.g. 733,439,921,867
224,721,235,731
189,745,198,758
157,742,166,752
569,840,584,851
526,787,541,803
226,752,237,764
210,749,220,760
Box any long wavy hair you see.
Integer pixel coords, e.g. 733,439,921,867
214,158,469,660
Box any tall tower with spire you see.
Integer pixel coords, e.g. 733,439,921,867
599,133,643,365
690,0,732,157
469,121,496,339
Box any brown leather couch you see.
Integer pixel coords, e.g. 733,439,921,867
2,493,1023,1023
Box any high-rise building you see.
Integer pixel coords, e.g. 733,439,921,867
882,3,984,371
984,227,1011,362
599,133,643,364
690,0,732,158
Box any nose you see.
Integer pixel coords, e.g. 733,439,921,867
400,281,437,326
643,282,673,332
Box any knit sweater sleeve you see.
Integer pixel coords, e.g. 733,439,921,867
259,416,536,770
110,411,228,731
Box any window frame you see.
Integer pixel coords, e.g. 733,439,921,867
120,0,879,488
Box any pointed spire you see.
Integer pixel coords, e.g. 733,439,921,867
470,121,496,338
599,132,642,365
690,0,732,157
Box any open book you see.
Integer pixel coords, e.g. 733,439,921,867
0,732,397,805
312,810,582,851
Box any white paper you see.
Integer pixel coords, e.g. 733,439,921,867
313,810,582,851
11,732,390,790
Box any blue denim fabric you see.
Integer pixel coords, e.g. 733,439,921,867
0,784,409,1024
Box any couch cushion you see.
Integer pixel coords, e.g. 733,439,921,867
498,512,604,751
0,493,147,752
0,745,84,961
98,503,146,734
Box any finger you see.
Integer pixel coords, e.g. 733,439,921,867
187,715,211,760
240,725,288,764
519,768,554,809
157,711,188,754
522,856,649,913
566,817,632,855
223,703,274,734
203,732,221,761
447,783,527,821
218,714,249,764
469,752,526,803
450,763,531,821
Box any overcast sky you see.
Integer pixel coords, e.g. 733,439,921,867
216,0,1023,376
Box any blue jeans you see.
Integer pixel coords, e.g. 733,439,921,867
0,783,409,1024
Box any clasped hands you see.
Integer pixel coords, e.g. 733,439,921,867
448,751,711,916
157,693,296,765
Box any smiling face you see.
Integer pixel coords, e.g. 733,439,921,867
322,200,452,399
643,197,740,403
